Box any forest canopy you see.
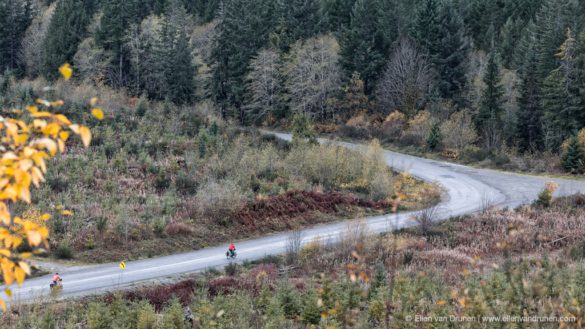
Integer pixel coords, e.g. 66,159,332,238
2,0,585,171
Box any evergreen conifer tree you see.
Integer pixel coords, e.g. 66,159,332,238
516,44,543,152
163,27,196,105
561,136,584,173
0,0,33,74
321,0,356,32
477,51,504,149
426,121,442,151
301,289,322,325
435,2,469,106
41,0,90,80
96,0,145,87
413,0,469,106
339,0,395,93
542,29,583,150
271,0,320,52
210,0,275,121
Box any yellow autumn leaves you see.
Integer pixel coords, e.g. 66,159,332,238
0,63,97,309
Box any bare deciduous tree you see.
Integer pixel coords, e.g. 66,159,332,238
246,48,282,123
285,229,303,265
191,20,217,65
284,34,341,120
376,39,434,117
413,205,440,236
21,4,55,78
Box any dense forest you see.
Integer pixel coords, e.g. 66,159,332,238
2,0,585,171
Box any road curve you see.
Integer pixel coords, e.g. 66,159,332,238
6,133,585,304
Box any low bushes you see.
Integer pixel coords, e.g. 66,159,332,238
121,279,199,310
54,241,74,259
165,221,194,236
195,179,248,225
6,201,585,328
236,191,391,230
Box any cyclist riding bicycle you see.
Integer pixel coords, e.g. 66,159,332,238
227,242,236,258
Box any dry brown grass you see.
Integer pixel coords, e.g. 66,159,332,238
297,198,585,283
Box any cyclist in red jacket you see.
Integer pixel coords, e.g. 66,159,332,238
227,242,236,258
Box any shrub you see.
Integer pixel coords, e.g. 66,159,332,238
38,311,56,329
459,145,489,163
136,98,148,117
414,206,439,236
136,302,157,329
207,276,243,296
165,221,194,236
440,111,477,152
491,152,510,166
47,174,69,193
291,112,317,146
402,111,432,146
337,124,370,139
277,281,302,318
534,182,558,208
159,298,185,329
368,171,393,201
425,121,442,150
569,241,585,260
86,302,113,329
561,136,584,173
54,241,74,259
195,179,247,224
175,171,198,195
153,218,167,237
301,289,322,325
381,111,407,140
96,216,108,234
154,172,171,192
346,113,371,128
124,280,196,309
225,262,240,276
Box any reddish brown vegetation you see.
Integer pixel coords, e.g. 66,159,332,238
103,264,280,310
208,264,279,297
107,279,199,310
236,190,390,230
299,199,585,284
165,221,194,236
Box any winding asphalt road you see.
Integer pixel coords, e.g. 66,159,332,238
6,133,585,304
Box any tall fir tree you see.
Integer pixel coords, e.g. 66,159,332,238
210,0,275,122
413,0,469,107
463,0,506,50
339,0,395,93
477,50,504,149
163,27,196,105
178,0,220,21
96,0,144,87
436,1,469,106
542,29,583,150
412,0,442,59
271,0,321,52
533,0,572,83
515,43,543,152
499,17,527,68
504,0,544,22
320,0,356,32
41,0,91,80
0,0,33,74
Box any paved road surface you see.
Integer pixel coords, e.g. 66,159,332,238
6,133,585,304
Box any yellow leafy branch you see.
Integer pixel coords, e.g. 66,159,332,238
0,64,99,309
